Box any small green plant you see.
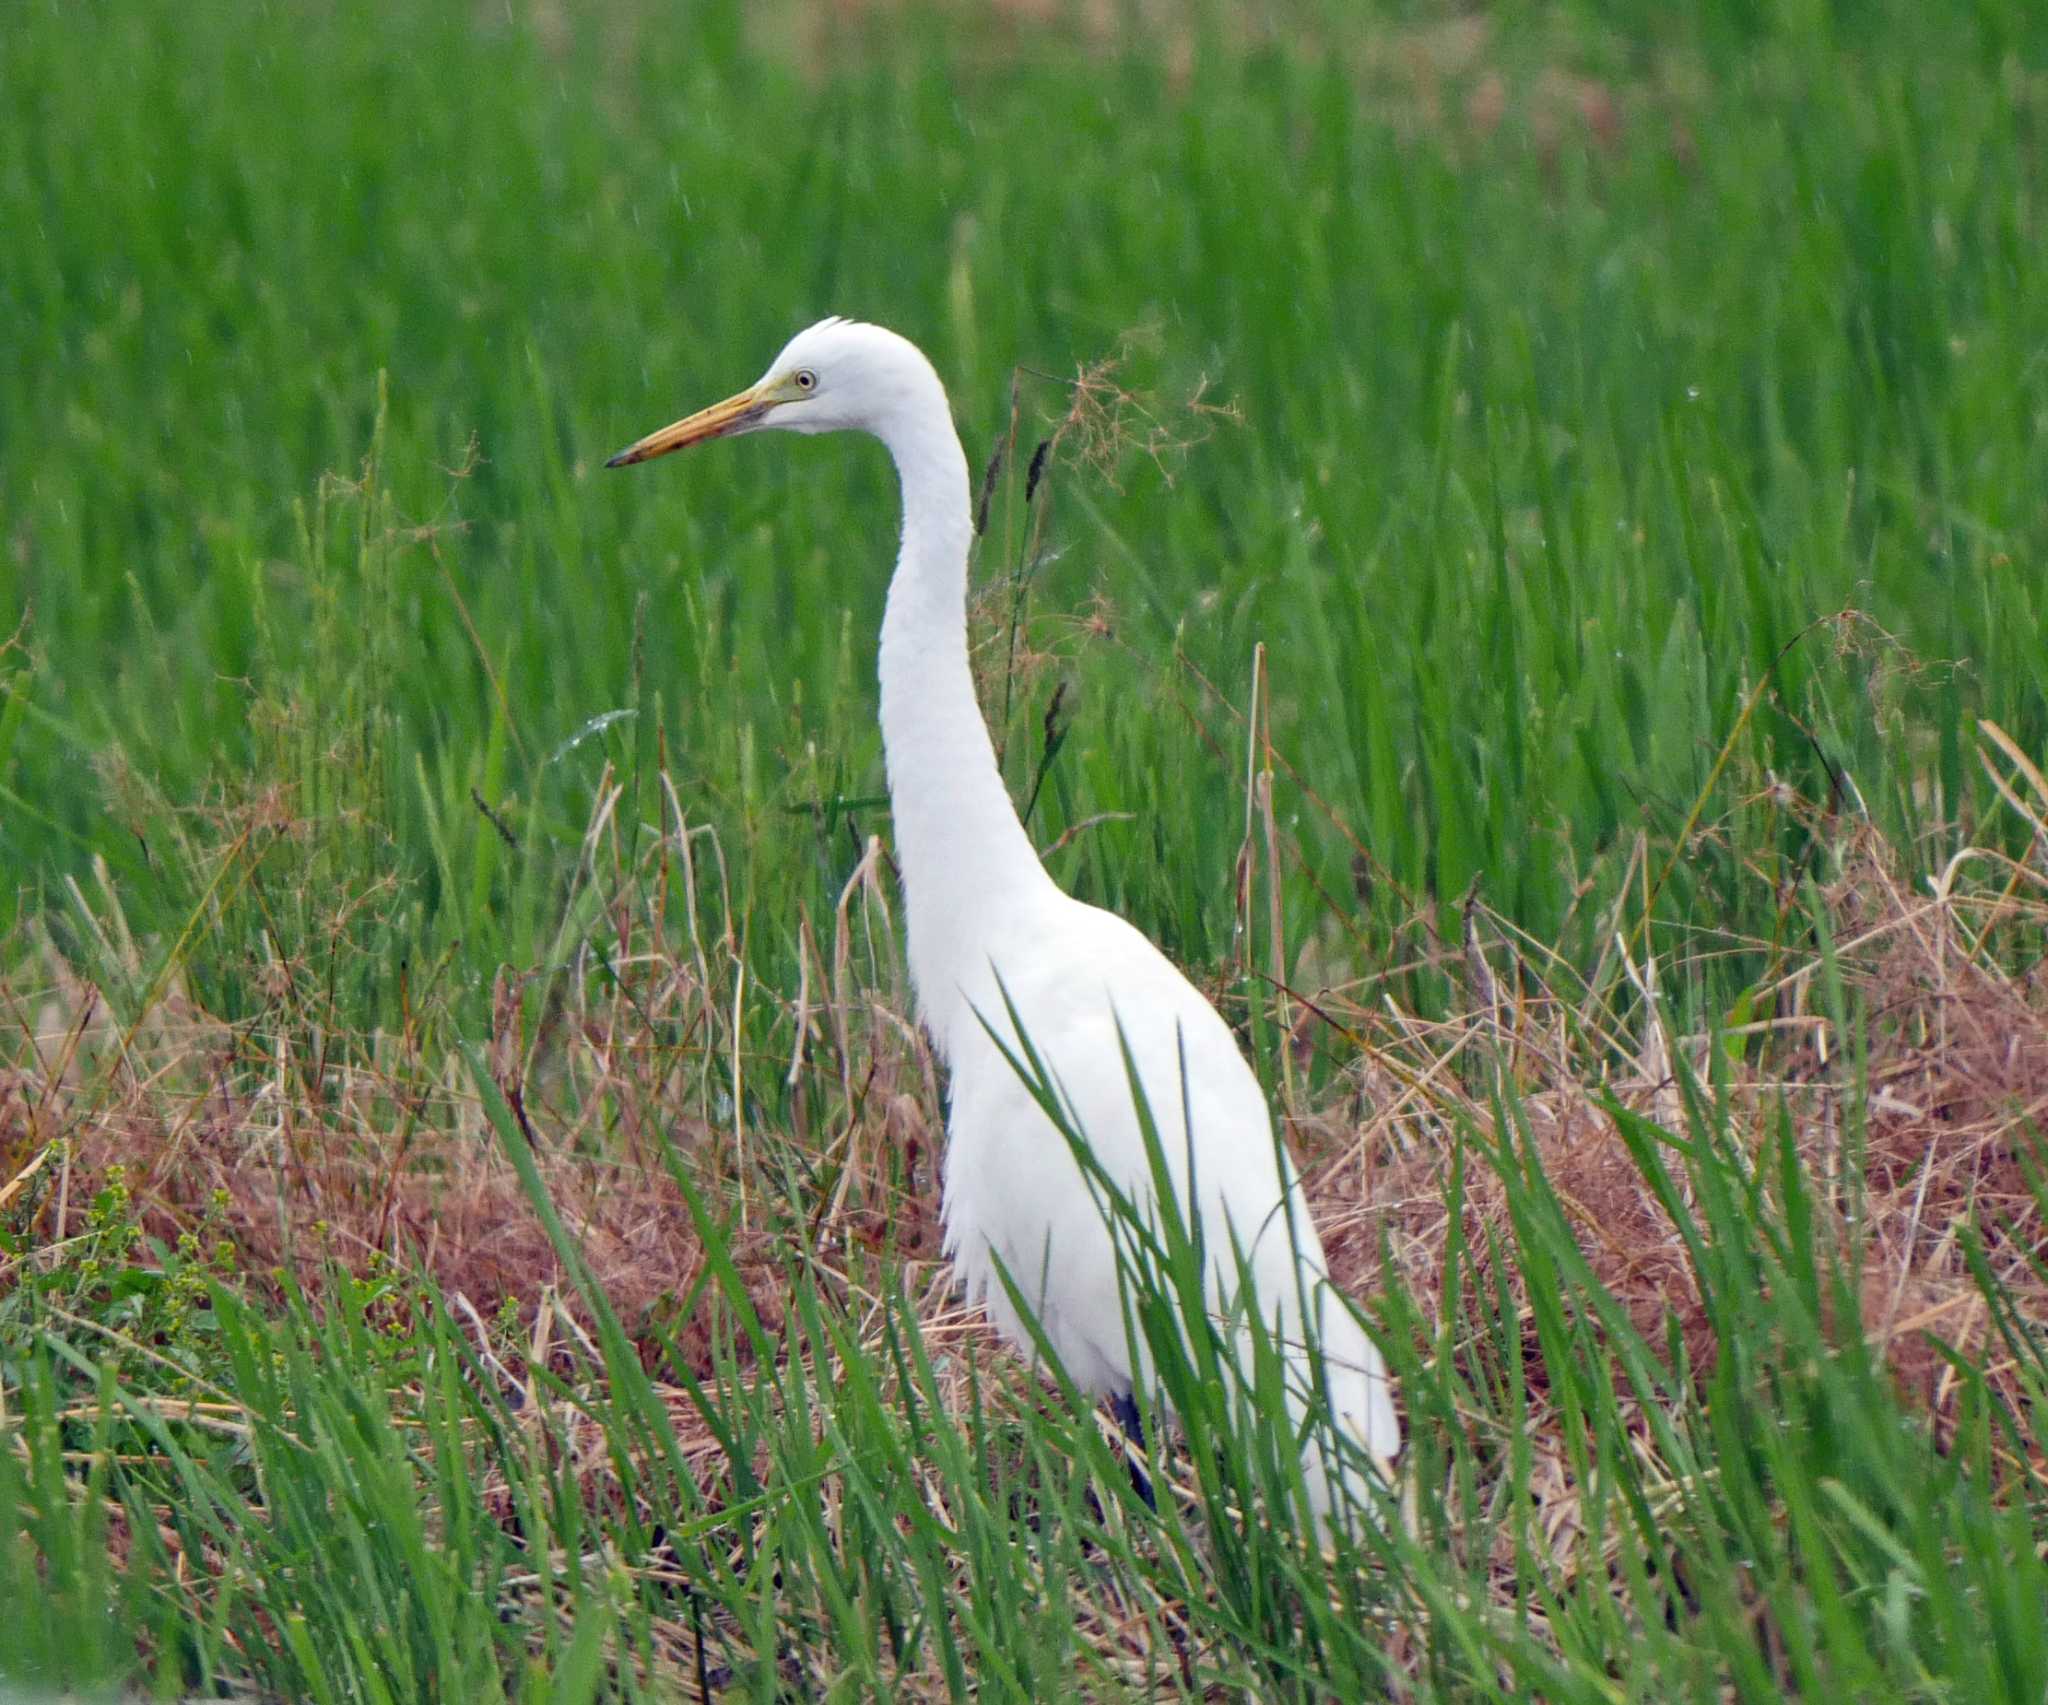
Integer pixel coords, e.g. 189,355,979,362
1,1160,240,1400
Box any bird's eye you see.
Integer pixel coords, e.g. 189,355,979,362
794,369,818,392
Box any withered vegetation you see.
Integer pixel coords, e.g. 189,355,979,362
7,708,2046,1480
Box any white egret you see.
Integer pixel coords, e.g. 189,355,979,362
608,318,1400,1522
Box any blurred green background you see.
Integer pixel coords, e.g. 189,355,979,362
4,0,2044,1026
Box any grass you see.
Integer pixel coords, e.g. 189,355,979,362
4,0,2048,1697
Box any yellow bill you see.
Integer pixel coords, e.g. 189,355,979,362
605,386,773,467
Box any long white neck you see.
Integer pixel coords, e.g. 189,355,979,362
873,408,1054,1048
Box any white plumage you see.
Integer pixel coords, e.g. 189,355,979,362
609,318,1400,1522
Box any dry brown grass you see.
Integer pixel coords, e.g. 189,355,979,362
1341,817,2048,1426
744,0,1689,169
7,717,2048,1472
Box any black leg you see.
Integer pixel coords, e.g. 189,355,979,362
1109,1391,1156,1510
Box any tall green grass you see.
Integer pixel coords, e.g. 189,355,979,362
4,0,2043,1030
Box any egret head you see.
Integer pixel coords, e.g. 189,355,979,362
606,317,945,467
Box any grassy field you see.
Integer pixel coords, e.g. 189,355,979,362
5,0,2048,1697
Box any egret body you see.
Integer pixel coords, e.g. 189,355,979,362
609,318,1399,1519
